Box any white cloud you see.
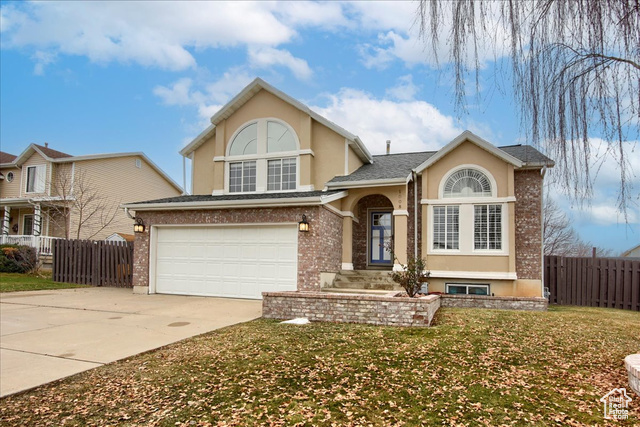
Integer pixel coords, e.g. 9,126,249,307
312,87,462,154
248,46,312,80
153,78,203,107
386,74,419,101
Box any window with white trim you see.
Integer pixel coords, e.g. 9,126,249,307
229,161,256,193
226,119,299,193
474,204,502,250
444,168,491,198
446,283,489,295
433,205,459,250
25,165,46,193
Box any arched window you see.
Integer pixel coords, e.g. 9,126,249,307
226,118,300,193
443,168,491,198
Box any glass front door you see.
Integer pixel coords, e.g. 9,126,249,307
369,211,393,265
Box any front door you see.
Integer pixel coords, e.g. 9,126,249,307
23,215,34,235
369,211,393,266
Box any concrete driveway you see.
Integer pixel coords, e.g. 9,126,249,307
0,287,262,397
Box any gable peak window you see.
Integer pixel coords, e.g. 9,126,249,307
226,118,300,193
444,168,491,198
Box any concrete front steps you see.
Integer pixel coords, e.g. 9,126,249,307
323,270,403,293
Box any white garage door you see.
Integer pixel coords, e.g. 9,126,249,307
153,225,298,299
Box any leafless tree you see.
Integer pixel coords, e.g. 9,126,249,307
43,168,119,240
544,195,612,257
417,0,639,215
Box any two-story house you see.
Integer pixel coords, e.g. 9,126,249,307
124,78,554,299
0,144,182,254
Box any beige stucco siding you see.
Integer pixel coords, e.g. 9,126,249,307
311,123,350,189
192,134,217,195
422,141,513,199
0,167,21,199
348,144,364,174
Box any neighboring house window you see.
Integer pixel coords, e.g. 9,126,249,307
229,161,256,193
446,283,489,295
474,205,502,250
433,206,459,250
23,215,34,235
25,165,46,193
226,119,299,193
6,172,14,182
444,168,492,198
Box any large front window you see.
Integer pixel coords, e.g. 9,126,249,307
25,165,46,193
474,204,502,250
226,119,299,193
433,206,459,250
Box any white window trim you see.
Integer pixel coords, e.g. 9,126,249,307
473,204,503,251
224,118,303,194
24,164,47,194
428,202,508,256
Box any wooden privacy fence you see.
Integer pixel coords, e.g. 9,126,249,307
544,255,640,311
52,239,134,287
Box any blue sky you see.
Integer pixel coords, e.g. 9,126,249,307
1,1,637,254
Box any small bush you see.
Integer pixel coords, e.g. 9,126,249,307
0,245,38,273
391,256,430,297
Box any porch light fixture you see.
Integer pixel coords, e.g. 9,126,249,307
298,214,309,232
133,217,146,233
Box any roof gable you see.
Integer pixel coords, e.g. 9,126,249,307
179,78,372,163
13,143,72,166
415,131,523,173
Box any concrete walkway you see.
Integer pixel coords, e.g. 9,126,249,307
0,287,262,397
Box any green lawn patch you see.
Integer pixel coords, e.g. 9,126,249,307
1,306,638,425
0,272,89,293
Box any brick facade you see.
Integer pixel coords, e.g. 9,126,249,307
440,294,547,311
352,195,394,270
406,178,422,259
514,170,543,280
263,291,441,327
132,205,342,292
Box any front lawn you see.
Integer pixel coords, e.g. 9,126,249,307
0,272,89,293
1,306,638,426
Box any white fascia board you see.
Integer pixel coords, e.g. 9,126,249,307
179,124,216,157
326,178,407,189
13,144,51,166
421,196,517,204
429,270,518,280
414,130,523,173
0,163,17,168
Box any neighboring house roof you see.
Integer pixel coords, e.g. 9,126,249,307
179,78,373,164
106,232,135,242
0,151,17,165
2,143,183,193
621,243,640,257
123,190,347,210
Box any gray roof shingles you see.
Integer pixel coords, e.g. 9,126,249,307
329,144,553,184
132,190,343,205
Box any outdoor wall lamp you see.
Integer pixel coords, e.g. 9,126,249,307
298,214,309,232
133,217,146,233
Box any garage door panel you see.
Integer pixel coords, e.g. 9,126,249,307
155,225,298,299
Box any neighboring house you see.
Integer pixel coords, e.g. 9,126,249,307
0,144,182,254
124,78,554,300
621,244,640,258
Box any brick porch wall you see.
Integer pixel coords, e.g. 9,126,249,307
132,205,342,292
352,195,394,270
514,170,543,280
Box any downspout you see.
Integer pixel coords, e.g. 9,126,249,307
540,165,547,298
124,207,135,220
182,155,188,195
413,170,418,259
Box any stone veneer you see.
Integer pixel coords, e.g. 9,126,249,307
514,170,543,280
352,194,394,270
263,291,441,327
132,205,342,292
626,354,640,396
440,294,547,311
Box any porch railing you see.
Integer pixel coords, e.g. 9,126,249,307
0,235,61,256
